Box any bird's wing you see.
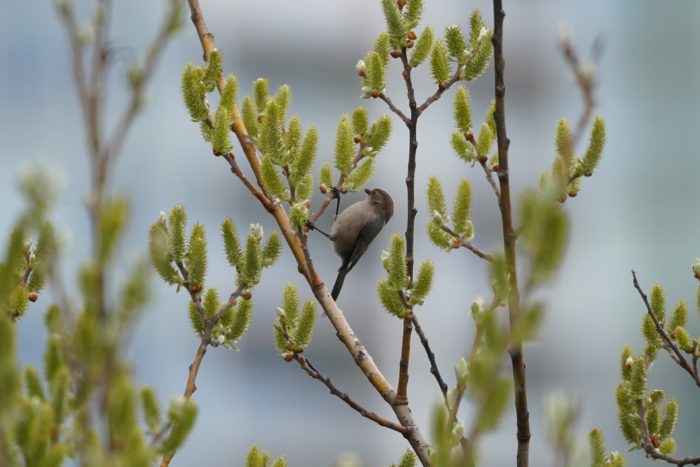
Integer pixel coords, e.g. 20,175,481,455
343,215,386,273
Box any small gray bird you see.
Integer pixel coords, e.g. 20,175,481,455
329,188,394,300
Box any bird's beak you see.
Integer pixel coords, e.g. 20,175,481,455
364,188,371,195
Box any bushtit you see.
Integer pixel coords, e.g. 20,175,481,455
329,188,394,300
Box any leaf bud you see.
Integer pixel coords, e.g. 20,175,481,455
283,352,295,362
692,258,700,280
406,40,415,48
28,292,38,302
390,50,403,58
625,356,633,370
242,290,253,300
319,184,328,194
407,30,417,40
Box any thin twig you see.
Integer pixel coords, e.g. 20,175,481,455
478,159,502,208
379,92,410,126
295,355,409,435
416,71,461,115
492,1,530,466
439,224,493,262
559,35,596,150
631,271,700,386
636,399,700,466
411,316,448,399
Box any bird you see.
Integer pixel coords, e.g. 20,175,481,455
327,188,394,300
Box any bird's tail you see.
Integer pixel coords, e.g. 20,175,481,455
331,264,349,300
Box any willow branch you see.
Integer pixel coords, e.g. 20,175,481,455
636,399,700,466
478,158,502,207
492,2,530,466
185,2,431,464
438,224,493,262
631,271,700,386
412,316,448,399
379,92,410,126
295,355,409,435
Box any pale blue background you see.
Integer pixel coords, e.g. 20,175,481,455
2,1,700,466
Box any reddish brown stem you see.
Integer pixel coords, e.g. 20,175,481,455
492,1,530,466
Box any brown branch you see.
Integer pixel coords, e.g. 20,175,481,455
416,71,461,115
559,35,596,150
295,355,409,435
636,399,700,466
478,158,502,208
395,48,419,405
379,92,410,126
631,271,700,386
438,224,493,262
412,315,448,399
492,2,530,466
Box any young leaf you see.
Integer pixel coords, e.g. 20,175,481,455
292,299,316,350
430,39,450,86
186,223,207,288
409,26,434,68
445,25,466,61
334,115,354,175
211,104,233,155
241,96,259,139
261,231,282,268
253,78,269,114
453,86,472,134
381,0,406,49
452,178,472,235
221,218,243,270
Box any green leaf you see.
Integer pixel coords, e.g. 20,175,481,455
241,232,262,286
387,234,409,289
381,0,406,49
334,115,355,175
411,259,434,304
345,158,375,191
451,131,476,163
186,223,207,288
221,217,243,270
260,155,289,200
409,26,433,68
203,49,222,92
445,25,467,61
228,298,253,342
292,299,316,350
588,428,607,464
579,116,606,176
169,205,187,262
261,232,282,268
212,103,233,155
140,386,161,433
373,32,391,66
367,114,392,155
403,0,423,30
669,300,688,337
426,176,448,219
149,221,179,285
377,279,406,318
319,162,333,189
365,51,386,94
469,9,486,48
291,127,318,187
351,107,369,136
273,84,292,123
160,398,198,454
556,119,573,159
241,96,259,139
452,179,472,235
453,86,472,134
221,74,238,115
253,78,269,114
430,39,450,86
181,64,208,122
462,28,493,81
203,287,220,320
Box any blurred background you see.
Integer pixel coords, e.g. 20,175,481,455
2,0,700,465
